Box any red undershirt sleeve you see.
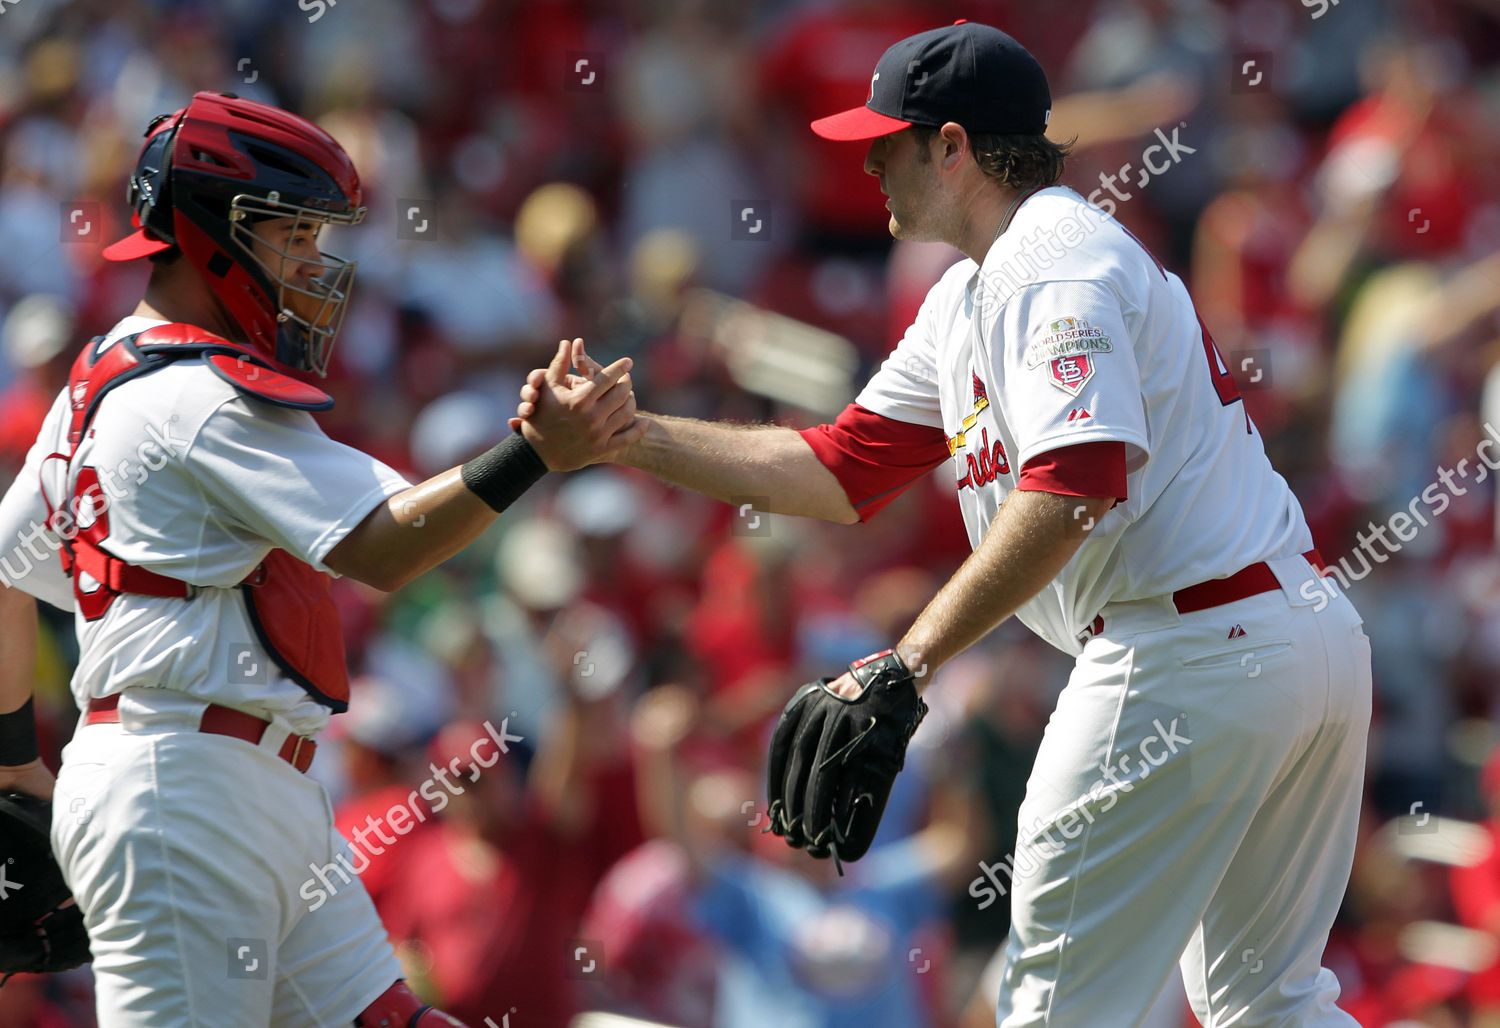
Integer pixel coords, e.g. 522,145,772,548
798,403,951,522
1015,440,1128,501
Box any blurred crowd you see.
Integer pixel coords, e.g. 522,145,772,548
3,0,1500,1025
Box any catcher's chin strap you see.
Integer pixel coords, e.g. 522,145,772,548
353,980,471,1027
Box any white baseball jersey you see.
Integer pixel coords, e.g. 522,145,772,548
857,186,1312,654
0,316,411,736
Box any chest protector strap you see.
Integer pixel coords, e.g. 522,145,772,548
44,323,349,711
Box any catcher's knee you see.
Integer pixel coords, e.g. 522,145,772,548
354,980,470,1027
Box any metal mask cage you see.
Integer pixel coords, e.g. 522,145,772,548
227,192,366,376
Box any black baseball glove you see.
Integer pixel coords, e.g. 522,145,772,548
0,792,91,985
765,650,928,872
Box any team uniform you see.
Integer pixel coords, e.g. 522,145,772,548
0,92,484,1027
0,314,410,1025
800,184,1371,1024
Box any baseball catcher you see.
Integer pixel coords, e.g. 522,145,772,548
0,91,642,1027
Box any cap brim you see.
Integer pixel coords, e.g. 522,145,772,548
101,229,173,262
810,105,913,141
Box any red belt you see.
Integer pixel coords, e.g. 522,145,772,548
84,695,317,773
1172,549,1326,615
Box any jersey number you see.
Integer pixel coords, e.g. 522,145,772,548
1198,314,1241,405
1119,222,1250,432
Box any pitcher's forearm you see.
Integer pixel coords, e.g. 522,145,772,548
897,491,1114,682
619,413,859,524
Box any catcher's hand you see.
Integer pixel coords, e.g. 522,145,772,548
765,650,928,872
0,792,91,985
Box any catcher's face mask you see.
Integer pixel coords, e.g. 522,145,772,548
103,92,368,377
232,197,362,378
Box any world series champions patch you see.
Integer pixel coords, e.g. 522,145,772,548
1027,316,1112,396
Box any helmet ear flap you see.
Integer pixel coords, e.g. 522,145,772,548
130,120,181,248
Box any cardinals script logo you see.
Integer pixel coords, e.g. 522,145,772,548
949,371,1010,491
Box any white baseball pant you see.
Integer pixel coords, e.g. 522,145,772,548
994,554,1371,1026
50,689,402,1027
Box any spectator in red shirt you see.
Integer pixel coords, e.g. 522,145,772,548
757,0,937,255
328,673,453,916
1451,750,1500,1020
381,692,641,1026
0,295,74,482
0,973,80,1028
1290,33,1500,314
577,835,721,1026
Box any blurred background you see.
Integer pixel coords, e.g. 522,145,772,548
2,0,1500,1025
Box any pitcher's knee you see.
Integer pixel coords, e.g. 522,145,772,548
1216,967,1359,1027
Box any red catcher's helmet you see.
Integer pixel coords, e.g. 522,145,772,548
102,91,367,377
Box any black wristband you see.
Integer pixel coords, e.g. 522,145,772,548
0,697,39,766
460,432,549,513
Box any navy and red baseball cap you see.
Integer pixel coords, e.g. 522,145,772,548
811,20,1051,141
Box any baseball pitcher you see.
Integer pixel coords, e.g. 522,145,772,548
518,22,1371,1028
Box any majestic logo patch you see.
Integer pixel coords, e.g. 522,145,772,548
1025,315,1113,370
1066,407,1092,422
1049,354,1095,395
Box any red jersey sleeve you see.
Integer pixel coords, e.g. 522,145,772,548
1016,441,1128,501
798,403,950,522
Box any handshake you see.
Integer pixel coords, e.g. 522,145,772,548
507,337,646,473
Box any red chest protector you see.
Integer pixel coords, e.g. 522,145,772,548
42,323,351,712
